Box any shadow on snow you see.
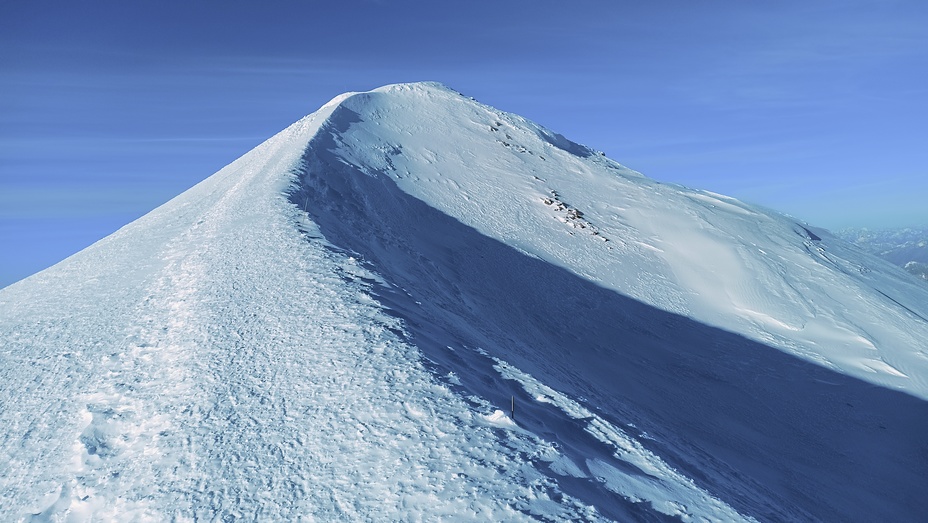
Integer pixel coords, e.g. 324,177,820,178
290,106,928,522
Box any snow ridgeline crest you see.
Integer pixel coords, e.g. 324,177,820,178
303,81,928,391
2,82,928,522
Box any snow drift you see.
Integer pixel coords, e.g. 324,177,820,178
2,82,927,522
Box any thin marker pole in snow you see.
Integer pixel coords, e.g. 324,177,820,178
511,396,514,420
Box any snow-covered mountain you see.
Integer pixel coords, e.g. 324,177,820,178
2,82,927,522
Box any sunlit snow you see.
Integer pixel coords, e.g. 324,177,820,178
2,82,927,522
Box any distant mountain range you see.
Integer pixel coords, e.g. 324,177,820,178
836,227,928,282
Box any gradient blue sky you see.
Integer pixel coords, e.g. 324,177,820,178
2,1,927,287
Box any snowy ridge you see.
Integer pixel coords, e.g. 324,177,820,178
2,82,928,521
0,100,602,521
318,82,928,399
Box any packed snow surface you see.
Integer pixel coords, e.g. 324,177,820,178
2,82,927,521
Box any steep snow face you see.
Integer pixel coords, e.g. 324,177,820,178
310,82,928,399
2,82,928,522
292,83,928,522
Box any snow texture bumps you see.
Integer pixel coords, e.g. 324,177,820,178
3,82,928,521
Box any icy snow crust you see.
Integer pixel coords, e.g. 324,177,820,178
2,82,927,521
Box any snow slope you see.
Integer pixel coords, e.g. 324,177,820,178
2,82,927,521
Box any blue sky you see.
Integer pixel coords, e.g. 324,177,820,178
2,1,927,287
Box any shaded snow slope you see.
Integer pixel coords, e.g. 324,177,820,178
2,82,928,521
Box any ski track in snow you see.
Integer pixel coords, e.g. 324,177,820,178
0,113,603,521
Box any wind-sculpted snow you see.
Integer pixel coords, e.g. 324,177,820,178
0,104,602,521
2,82,928,521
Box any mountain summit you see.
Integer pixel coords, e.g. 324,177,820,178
2,82,927,521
